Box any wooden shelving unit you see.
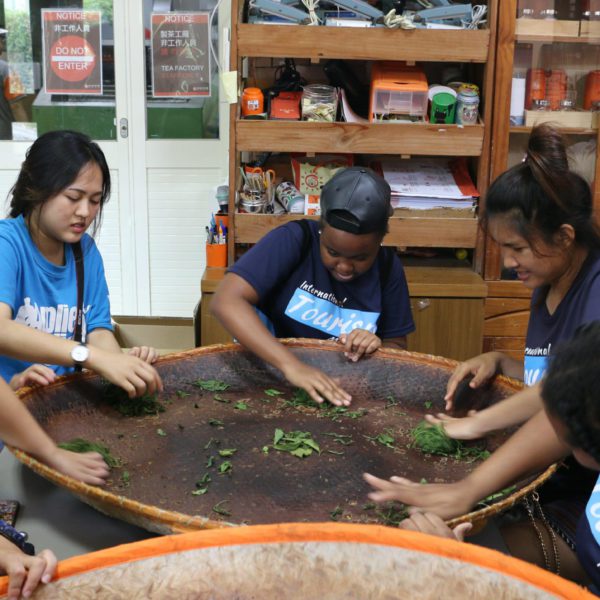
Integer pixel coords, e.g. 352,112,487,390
228,0,499,265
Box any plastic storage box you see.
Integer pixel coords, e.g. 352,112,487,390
369,62,429,123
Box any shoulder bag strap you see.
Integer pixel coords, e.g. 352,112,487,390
72,241,85,345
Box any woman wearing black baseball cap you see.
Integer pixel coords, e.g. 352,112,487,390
212,167,414,406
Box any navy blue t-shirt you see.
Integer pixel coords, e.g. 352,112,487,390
524,250,600,386
229,220,414,340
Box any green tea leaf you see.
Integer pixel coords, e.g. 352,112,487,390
209,419,224,427
234,401,248,410
192,487,209,496
219,461,232,474
264,389,283,397
218,449,237,457
156,428,167,437
176,390,190,398
212,500,231,516
290,447,313,458
273,428,284,445
194,379,230,392
213,394,230,403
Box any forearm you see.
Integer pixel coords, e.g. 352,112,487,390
212,296,302,375
86,328,122,353
0,380,56,459
0,318,80,367
470,384,543,434
497,353,523,380
462,411,570,504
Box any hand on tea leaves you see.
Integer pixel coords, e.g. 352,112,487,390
338,330,381,362
0,537,57,600
128,346,159,364
9,365,56,390
424,411,486,441
282,360,352,407
43,447,110,486
87,347,163,399
399,509,472,542
444,353,502,411
363,473,476,521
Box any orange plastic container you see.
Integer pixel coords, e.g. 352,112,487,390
206,243,227,268
241,87,264,117
369,62,428,122
584,70,600,110
525,68,546,110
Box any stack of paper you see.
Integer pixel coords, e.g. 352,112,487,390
379,157,479,211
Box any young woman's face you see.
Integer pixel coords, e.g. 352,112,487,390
546,411,600,471
33,162,103,249
319,224,382,282
488,215,573,290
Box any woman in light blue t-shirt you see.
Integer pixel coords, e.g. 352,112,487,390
0,130,161,398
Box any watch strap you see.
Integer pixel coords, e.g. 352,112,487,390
0,519,35,556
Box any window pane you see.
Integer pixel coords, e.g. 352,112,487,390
144,0,219,140
0,1,116,141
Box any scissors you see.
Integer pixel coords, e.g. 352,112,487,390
246,167,276,188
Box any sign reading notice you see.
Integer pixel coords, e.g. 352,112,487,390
151,12,211,98
42,10,103,95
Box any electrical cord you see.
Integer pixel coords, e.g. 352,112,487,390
465,5,487,29
301,0,321,25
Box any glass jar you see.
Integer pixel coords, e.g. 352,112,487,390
456,85,480,125
531,99,551,111
301,84,338,122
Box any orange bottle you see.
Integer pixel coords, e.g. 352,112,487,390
525,69,546,110
241,87,264,117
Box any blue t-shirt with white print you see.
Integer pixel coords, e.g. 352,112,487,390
577,476,600,594
0,215,113,382
524,250,600,386
229,220,414,340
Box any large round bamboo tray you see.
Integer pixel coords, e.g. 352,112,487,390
12,340,556,534
0,523,591,599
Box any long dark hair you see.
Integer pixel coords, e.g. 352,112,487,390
542,321,600,464
482,123,600,252
8,130,111,234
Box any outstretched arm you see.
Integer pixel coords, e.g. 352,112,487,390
0,378,109,485
212,272,351,406
364,410,570,520
0,305,162,398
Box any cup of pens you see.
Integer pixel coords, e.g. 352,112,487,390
238,166,275,214
206,215,227,268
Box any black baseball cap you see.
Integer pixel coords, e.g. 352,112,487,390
321,167,393,234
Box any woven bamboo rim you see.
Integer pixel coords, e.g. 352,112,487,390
11,340,557,534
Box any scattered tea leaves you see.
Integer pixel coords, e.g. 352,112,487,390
477,485,517,507
323,432,353,445
120,470,130,487
234,401,248,410
176,390,190,398
213,394,230,404
385,395,400,409
102,383,165,417
218,449,237,457
424,401,433,409
209,419,224,427
364,429,395,449
212,500,231,516
272,429,320,458
326,449,345,456
194,379,230,392
376,503,408,526
411,421,491,461
264,389,283,397
206,456,215,468
192,487,209,496
58,438,122,468
156,428,167,437
219,461,232,474
330,505,344,521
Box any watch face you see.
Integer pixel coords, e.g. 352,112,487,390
71,345,89,363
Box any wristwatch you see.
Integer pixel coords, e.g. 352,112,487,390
70,343,90,368
0,520,35,556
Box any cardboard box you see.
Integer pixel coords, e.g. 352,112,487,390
112,316,195,355
580,19,600,37
524,109,597,129
515,17,580,37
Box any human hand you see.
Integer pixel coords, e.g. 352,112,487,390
424,411,486,440
338,329,381,362
282,360,352,407
0,537,57,600
42,447,110,486
363,473,476,521
128,346,159,364
9,365,56,391
87,348,163,398
399,509,472,542
444,353,501,411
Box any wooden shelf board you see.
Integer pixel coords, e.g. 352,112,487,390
516,34,592,43
509,125,597,135
236,121,485,156
237,24,490,62
233,213,478,248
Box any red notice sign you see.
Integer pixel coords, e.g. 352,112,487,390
42,10,103,95
151,12,211,98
